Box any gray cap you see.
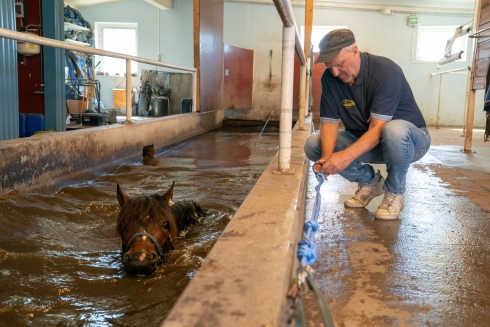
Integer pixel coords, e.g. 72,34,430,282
315,29,356,64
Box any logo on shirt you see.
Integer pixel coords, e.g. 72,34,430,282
342,99,356,108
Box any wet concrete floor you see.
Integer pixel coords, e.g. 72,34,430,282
303,127,490,326
0,126,279,326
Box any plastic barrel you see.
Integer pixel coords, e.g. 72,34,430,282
19,113,27,137
151,96,170,117
26,113,45,136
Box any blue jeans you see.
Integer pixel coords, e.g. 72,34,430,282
304,120,431,194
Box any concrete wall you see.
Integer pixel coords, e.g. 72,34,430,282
0,111,223,195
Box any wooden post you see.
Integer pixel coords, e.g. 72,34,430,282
464,0,483,152
193,0,201,112
304,0,313,115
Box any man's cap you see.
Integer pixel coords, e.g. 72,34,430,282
315,29,356,64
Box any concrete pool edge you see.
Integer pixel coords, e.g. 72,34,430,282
161,120,312,326
0,111,224,195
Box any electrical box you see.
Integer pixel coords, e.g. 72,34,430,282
15,2,24,18
408,15,418,26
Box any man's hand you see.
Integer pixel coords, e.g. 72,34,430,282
319,150,353,175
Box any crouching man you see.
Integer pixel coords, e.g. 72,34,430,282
304,29,431,220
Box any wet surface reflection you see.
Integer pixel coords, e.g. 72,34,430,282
303,158,490,326
0,126,279,326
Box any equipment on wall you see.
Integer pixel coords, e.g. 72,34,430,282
438,22,471,65
17,32,41,56
15,1,24,18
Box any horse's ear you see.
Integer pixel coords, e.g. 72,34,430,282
162,181,175,205
117,184,130,207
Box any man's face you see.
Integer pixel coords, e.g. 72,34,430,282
324,48,359,85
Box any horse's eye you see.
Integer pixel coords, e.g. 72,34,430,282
164,222,170,231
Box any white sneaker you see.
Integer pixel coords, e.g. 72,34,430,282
375,192,404,220
344,171,385,208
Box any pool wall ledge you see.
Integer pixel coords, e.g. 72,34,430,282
0,111,223,195
161,120,312,327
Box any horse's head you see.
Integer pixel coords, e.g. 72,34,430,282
116,182,178,275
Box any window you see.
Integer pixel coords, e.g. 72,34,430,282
414,26,469,63
300,26,347,52
95,22,138,75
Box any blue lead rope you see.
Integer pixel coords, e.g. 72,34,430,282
297,171,325,267
289,167,334,327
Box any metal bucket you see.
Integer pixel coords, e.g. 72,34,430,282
151,96,170,117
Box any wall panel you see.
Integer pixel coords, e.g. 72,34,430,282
198,0,224,112
0,0,19,140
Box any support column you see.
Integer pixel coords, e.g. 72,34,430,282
42,0,65,132
464,0,482,151
126,59,132,122
304,0,313,115
278,26,295,173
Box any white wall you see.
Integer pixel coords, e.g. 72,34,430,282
78,1,485,127
79,0,193,110
224,3,486,128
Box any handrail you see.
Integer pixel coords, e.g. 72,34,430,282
272,0,306,66
0,27,197,122
272,0,305,173
431,66,470,76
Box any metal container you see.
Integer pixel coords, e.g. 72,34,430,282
151,96,169,117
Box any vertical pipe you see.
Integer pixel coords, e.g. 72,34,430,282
193,0,201,112
193,71,197,112
436,74,442,129
279,26,295,172
305,57,311,114
464,0,482,152
126,59,132,122
299,65,306,129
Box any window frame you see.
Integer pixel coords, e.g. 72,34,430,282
412,25,469,63
94,22,138,75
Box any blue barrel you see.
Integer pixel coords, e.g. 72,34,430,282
26,113,45,137
19,113,27,137
181,98,193,113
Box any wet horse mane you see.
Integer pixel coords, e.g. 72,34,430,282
116,194,178,241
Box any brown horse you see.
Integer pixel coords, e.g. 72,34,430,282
116,182,204,275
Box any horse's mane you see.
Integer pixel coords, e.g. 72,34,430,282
116,194,177,239
171,200,205,231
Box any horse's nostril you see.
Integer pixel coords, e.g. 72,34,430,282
147,252,156,261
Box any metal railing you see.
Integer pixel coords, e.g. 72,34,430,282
0,27,197,123
272,0,307,173
431,66,471,129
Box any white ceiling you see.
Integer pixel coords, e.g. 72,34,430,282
64,0,476,13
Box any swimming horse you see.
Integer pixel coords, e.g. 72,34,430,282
116,182,204,275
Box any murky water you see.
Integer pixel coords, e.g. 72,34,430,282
0,126,279,327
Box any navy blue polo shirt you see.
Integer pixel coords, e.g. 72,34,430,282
319,52,426,133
